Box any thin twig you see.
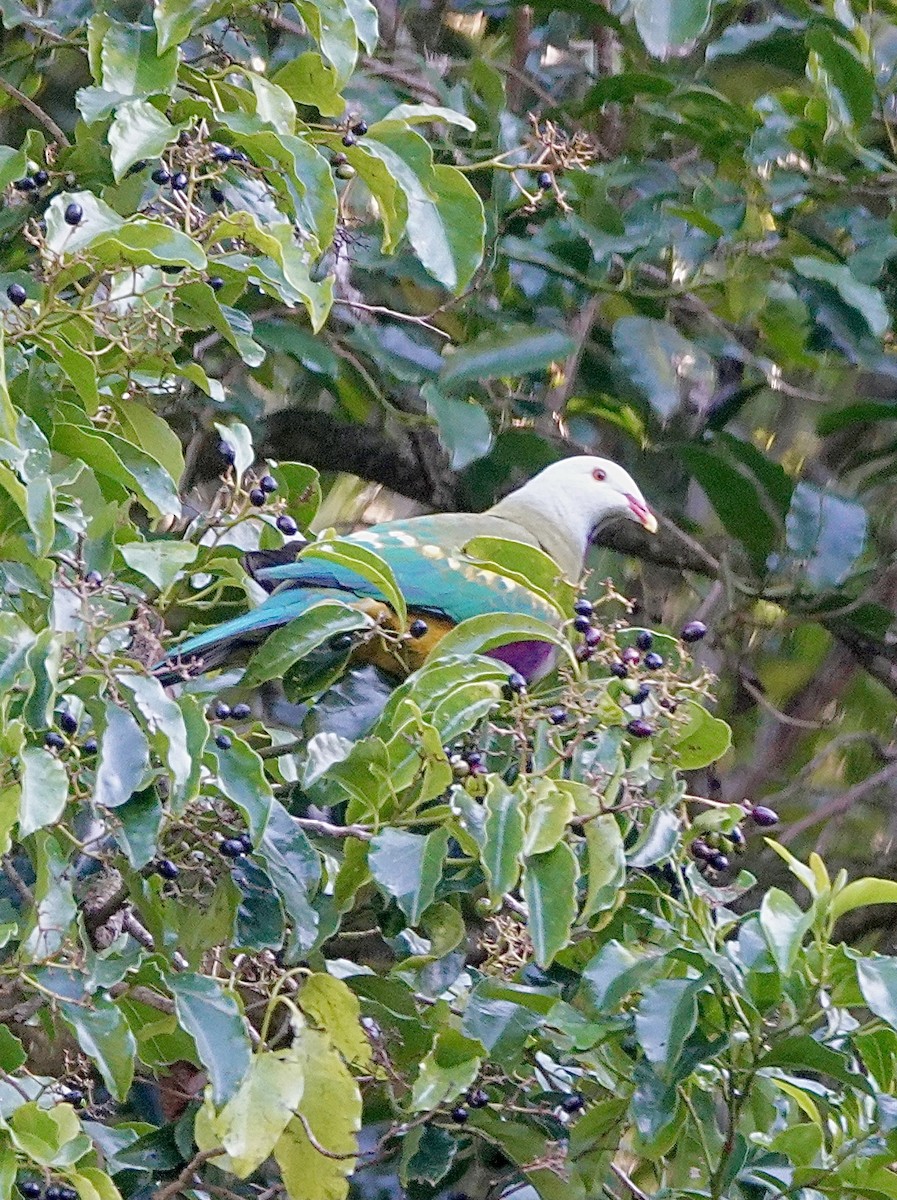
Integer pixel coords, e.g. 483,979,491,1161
781,759,897,844
153,1147,226,1200
2,859,33,907
739,676,829,731
333,299,451,339
0,78,70,146
294,1111,359,1160
295,816,373,841
609,1161,651,1200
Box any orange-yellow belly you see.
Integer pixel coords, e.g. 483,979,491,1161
349,599,455,676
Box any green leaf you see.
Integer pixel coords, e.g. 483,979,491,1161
482,777,525,903
410,1029,482,1110
627,807,680,868
858,959,897,1049
672,701,732,770
440,327,575,389
208,735,272,843
614,317,716,422
98,17,178,95
121,541,198,590
831,878,897,922
295,0,359,82
369,826,449,925
425,612,569,666
245,603,373,686
154,0,213,54
60,998,136,1101
249,74,296,136
45,192,123,257
302,537,408,627
806,25,875,128
274,1026,361,1200
634,979,701,1079
582,813,626,919
94,702,151,809
422,383,493,470
633,0,712,58
18,747,68,838
258,801,321,954
0,147,28,191
272,53,345,117
117,672,193,807
523,841,579,967
793,255,887,337
524,778,574,856
169,973,253,1105
681,445,777,571
0,1025,26,1072
784,482,868,590
108,100,174,180
759,888,812,973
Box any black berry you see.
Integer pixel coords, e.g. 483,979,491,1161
691,839,714,862
584,627,602,647
632,684,650,704
467,1088,489,1108
207,276,224,291
59,1189,77,1200
45,1187,63,1200
212,145,233,162
213,701,231,720
610,662,628,678
332,152,348,167
730,825,746,848
32,170,49,186
573,598,593,617
644,652,664,670
681,620,707,643
575,644,594,662
505,672,527,695
62,1087,84,1106
20,1183,42,1198
6,283,26,306
276,514,298,535
709,852,730,871
13,177,36,192
151,168,170,185
409,618,428,638
215,733,232,750
466,750,484,768
351,120,368,136
231,703,251,720
85,570,103,587
260,474,278,493
210,186,225,204
329,632,354,652
45,731,65,750
220,838,245,858
341,132,356,147
750,805,779,828
626,719,653,739
239,833,253,853
537,171,553,191
171,172,188,191
58,711,78,735
63,202,83,225
450,1106,468,1124
636,631,653,651
82,738,98,755
560,1091,584,1113
548,705,567,725
573,614,591,633
217,440,235,463
249,487,266,506
156,859,179,880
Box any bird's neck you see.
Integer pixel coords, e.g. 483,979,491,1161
487,490,593,580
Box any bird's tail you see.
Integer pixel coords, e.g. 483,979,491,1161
153,586,330,686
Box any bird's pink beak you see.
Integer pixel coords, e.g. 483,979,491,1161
626,494,658,534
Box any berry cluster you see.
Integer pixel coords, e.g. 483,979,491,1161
330,115,370,180
215,447,301,537
690,803,780,875
44,709,97,757
20,1183,78,1200
571,598,603,663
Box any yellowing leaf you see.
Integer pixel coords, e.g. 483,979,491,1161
298,975,372,1068
275,1027,361,1200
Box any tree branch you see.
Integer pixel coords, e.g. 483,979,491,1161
0,78,70,146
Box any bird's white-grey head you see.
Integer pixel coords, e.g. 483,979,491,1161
488,455,657,579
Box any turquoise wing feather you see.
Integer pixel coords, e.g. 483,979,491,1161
157,513,559,678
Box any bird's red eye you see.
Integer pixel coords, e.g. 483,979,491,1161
593,468,607,482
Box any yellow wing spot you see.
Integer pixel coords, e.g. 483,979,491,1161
421,544,443,559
